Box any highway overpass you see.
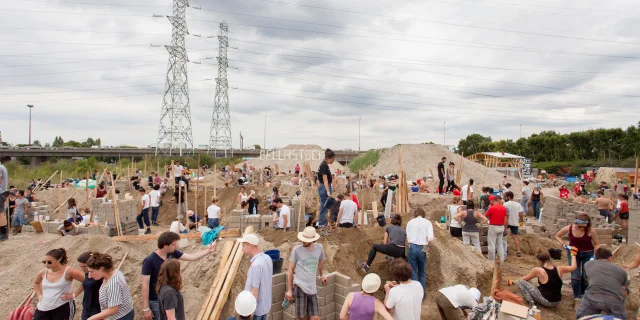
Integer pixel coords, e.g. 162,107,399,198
0,147,365,165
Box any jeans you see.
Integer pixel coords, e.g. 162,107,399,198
438,177,445,194
576,294,626,319
137,208,150,229
151,206,159,223
520,198,529,215
408,243,427,290
568,250,593,298
253,315,268,320
487,225,505,262
118,310,135,320
366,244,405,266
208,218,219,229
317,185,332,227
531,200,541,220
446,180,456,193
149,300,160,320
462,231,481,253
174,176,181,186
13,213,25,226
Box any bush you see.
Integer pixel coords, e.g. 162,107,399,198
348,150,380,172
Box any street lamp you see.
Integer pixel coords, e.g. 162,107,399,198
358,117,361,151
27,104,34,146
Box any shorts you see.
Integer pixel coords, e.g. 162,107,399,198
338,222,353,228
294,285,319,318
13,213,26,226
619,212,629,220
508,225,519,235
599,209,610,217
33,301,75,320
450,226,462,238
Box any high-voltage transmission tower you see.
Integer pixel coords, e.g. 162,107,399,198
208,22,232,157
155,0,194,156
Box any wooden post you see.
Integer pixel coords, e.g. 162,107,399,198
195,154,200,228
118,153,121,180
143,155,147,186
85,170,89,211
110,176,123,236
197,241,234,320
58,170,63,209
298,188,304,232
177,181,182,220
203,184,208,224
171,160,175,190
491,260,502,292
53,190,78,213
156,161,160,181
214,164,217,197
372,201,378,226
635,157,638,195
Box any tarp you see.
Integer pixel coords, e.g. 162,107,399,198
75,179,96,189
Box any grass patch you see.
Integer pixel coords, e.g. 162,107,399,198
348,150,380,172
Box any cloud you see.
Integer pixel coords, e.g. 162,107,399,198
1,0,639,150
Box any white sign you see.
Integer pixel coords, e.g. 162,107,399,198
260,149,323,161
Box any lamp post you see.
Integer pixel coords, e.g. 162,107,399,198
358,117,361,151
443,121,446,146
27,104,34,146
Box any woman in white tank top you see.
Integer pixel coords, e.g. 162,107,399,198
33,248,86,320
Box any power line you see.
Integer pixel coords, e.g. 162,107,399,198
231,48,640,98
0,83,163,96
0,62,164,78
237,0,640,45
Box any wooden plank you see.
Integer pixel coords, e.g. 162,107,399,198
201,241,239,320
33,170,58,193
112,229,241,242
298,188,304,232
210,226,253,320
196,154,200,228
53,189,78,213
214,164,217,197
491,260,502,292
30,221,44,233
116,252,129,270
197,241,234,320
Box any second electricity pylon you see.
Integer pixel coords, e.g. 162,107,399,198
208,22,232,157
156,0,194,156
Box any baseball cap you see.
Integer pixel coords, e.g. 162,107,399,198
237,233,260,246
488,195,498,201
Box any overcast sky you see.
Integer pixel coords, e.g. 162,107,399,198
1,0,639,151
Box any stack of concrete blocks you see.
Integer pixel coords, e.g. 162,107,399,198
90,198,139,235
22,221,120,236
289,198,305,232
228,211,276,231
114,180,130,193
626,203,640,245
534,196,607,237
268,272,359,320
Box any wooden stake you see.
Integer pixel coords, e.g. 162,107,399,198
58,170,63,210
196,154,200,228
184,182,189,228
171,160,175,190
298,188,304,232
143,155,147,186
177,181,182,219
214,164,217,197
110,176,123,236
118,153,121,180
116,252,129,270
33,170,58,193
372,201,378,226
53,190,78,214
85,170,89,211
491,260,502,292
635,157,638,195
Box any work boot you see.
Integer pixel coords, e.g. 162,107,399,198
356,261,369,274
145,228,152,234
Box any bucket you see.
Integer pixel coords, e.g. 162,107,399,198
548,248,562,260
265,249,280,260
273,258,284,274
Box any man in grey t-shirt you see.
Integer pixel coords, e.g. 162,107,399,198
576,248,628,319
286,227,327,320
238,233,273,320
13,190,29,234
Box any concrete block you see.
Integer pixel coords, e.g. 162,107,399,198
270,302,283,314
324,313,336,320
320,302,335,317
336,274,352,287
273,273,286,285
230,209,244,216
318,296,326,307
273,283,286,295
283,311,295,320
271,311,283,320
334,293,345,306
326,293,335,304
317,283,334,297
272,292,285,304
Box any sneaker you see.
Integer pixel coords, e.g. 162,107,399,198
357,261,369,273
385,256,394,263
517,252,522,257
145,228,152,234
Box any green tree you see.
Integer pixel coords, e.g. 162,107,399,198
253,144,261,149
457,134,492,155
32,140,42,146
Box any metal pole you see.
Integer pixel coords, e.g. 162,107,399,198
443,121,446,146
358,117,361,151
27,105,34,146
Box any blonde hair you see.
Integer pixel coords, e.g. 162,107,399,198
211,196,219,203
452,196,462,204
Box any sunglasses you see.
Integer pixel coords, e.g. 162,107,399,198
42,260,54,265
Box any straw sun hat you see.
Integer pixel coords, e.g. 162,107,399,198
297,226,320,242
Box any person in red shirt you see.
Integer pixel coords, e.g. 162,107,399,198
573,183,581,196
559,185,569,199
617,194,630,230
485,195,508,262
95,182,107,198
452,187,461,196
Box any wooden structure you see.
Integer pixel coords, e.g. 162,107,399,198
467,152,525,178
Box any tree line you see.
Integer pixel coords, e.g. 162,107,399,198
457,125,640,170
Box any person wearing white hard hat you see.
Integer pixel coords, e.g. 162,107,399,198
225,291,257,320
435,285,481,320
237,234,273,320
339,273,393,320
286,227,328,320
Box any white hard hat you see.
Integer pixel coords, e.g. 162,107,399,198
235,291,257,316
469,288,481,302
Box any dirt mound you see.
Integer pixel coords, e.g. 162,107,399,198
246,144,345,174
373,144,520,192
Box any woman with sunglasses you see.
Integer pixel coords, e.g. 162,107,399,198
32,248,86,320
554,214,600,299
86,252,134,320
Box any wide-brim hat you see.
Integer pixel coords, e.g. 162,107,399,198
298,226,320,242
362,273,381,293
